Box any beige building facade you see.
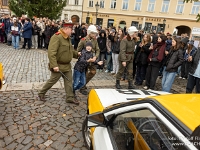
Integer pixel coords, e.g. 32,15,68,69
0,0,10,16
82,0,200,36
60,0,83,23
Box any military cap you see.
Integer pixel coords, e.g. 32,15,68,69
62,23,74,28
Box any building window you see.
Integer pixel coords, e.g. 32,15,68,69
89,0,93,7
176,0,184,14
100,0,105,8
161,0,170,13
2,0,8,6
122,0,129,10
131,21,139,28
148,0,155,12
111,0,117,9
134,0,142,11
75,0,79,5
191,1,200,15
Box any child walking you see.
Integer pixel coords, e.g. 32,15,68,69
73,41,103,96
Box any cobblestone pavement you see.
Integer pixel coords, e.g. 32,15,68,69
0,43,188,150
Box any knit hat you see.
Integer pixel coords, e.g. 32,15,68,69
85,41,93,48
188,40,194,46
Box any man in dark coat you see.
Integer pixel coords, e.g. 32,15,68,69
80,23,87,38
21,18,32,50
3,15,11,45
74,23,81,50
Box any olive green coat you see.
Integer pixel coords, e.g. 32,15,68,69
118,38,135,62
77,36,100,58
48,29,78,72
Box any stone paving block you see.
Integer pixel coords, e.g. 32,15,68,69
6,83,32,91
0,84,7,91
32,82,46,90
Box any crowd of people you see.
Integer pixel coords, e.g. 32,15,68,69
1,14,200,102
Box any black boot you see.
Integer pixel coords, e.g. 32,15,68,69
128,81,135,89
116,80,122,89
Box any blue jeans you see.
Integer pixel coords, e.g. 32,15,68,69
162,67,176,92
73,70,86,93
106,52,113,71
12,35,19,49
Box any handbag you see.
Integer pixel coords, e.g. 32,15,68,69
7,33,12,41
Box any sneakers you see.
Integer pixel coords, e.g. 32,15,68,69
2,80,6,85
143,86,149,90
105,70,109,73
183,78,186,80
179,77,182,79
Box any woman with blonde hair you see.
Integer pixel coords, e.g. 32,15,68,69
134,33,151,85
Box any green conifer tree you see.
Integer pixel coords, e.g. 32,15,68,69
9,0,67,19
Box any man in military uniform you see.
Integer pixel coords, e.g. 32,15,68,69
37,23,80,105
77,25,100,95
116,26,138,89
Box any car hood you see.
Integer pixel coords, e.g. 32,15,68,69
94,89,169,108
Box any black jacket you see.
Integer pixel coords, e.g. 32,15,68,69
152,34,158,45
135,43,151,65
109,34,121,54
32,24,41,35
74,25,81,40
80,27,87,38
50,26,58,37
97,30,107,53
189,48,200,75
74,49,93,73
165,49,184,72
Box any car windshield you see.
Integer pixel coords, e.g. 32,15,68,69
109,109,189,150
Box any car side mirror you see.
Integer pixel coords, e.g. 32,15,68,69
87,112,107,127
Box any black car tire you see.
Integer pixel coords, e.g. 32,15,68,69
82,117,92,149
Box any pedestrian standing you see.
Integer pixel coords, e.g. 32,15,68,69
4,14,11,45
0,21,4,43
10,18,21,50
105,29,114,73
97,30,107,71
80,23,87,38
37,23,81,105
74,23,81,50
77,25,100,95
186,48,200,93
180,40,197,79
144,35,166,90
134,34,151,85
21,18,32,50
37,18,45,49
32,20,41,49
44,20,52,50
110,29,124,76
115,26,138,89
162,38,184,92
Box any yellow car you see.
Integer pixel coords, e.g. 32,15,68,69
0,63,3,89
82,89,200,150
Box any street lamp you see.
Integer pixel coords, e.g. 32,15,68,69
163,19,166,33
95,1,99,25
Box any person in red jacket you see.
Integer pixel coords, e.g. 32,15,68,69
0,22,4,43
144,34,167,90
